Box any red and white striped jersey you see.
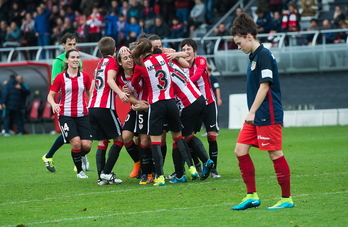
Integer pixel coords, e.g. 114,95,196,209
50,71,91,117
169,61,202,109
131,54,174,104
183,56,215,105
88,57,118,109
116,70,147,101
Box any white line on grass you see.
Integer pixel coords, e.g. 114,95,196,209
1,171,346,206
9,190,348,226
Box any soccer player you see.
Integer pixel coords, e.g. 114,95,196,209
41,33,90,172
180,38,221,178
131,39,199,186
47,49,92,178
230,13,294,210
88,37,129,185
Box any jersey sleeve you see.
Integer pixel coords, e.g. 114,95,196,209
190,57,207,82
259,52,274,84
50,73,63,92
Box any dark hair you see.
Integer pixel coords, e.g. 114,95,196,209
147,34,161,41
230,13,258,37
180,38,197,51
98,36,116,56
131,39,153,66
61,32,78,44
64,49,81,70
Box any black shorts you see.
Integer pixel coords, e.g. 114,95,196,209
123,109,137,133
135,110,148,134
58,115,93,143
148,99,182,136
181,96,206,136
88,108,122,140
202,101,219,132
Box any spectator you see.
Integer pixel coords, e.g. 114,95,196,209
204,0,214,24
8,1,24,28
20,12,36,60
231,7,244,25
61,17,76,37
332,5,345,28
139,18,154,34
174,0,190,25
188,0,206,38
211,23,232,50
0,0,10,22
169,16,186,50
0,20,7,47
255,8,273,34
64,6,75,24
104,9,119,41
1,75,23,136
270,11,282,32
127,0,143,21
141,0,155,23
51,17,63,45
34,3,51,59
79,0,94,16
86,6,103,42
335,20,347,43
15,74,30,135
123,16,141,39
108,0,120,15
153,15,171,41
120,30,138,47
281,3,301,32
306,18,321,45
116,13,127,48
76,14,88,43
3,21,21,50
119,0,129,21
49,4,60,29
270,0,283,15
322,19,335,44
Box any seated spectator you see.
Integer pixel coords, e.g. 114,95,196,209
153,15,171,41
188,0,206,38
306,18,321,45
321,19,336,44
123,16,141,39
255,8,272,34
214,23,233,50
3,21,21,48
270,11,282,32
282,3,301,32
332,5,345,28
335,20,348,43
169,17,186,50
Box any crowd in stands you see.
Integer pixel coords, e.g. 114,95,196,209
0,0,237,51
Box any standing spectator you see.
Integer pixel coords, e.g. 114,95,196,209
116,13,127,48
139,18,154,34
51,17,63,45
108,0,120,15
188,0,206,38
119,0,129,21
34,3,51,59
204,0,214,24
15,75,30,135
1,75,23,136
49,4,60,29
127,0,143,21
8,1,24,28
174,0,190,25
332,5,345,28
281,3,300,32
0,20,7,47
321,19,335,44
104,9,119,42
123,16,141,39
76,14,88,43
0,0,10,22
20,12,36,60
61,17,76,37
255,9,273,34
86,6,103,43
153,15,170,43
47,49,92,179
169,16,186,50
231,12,294,211
79,0,94,16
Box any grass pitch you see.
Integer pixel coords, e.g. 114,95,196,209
0,126,347,226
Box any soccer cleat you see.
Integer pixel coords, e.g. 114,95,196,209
189,166,199,180
153,175,166,186
130,161,141,178
232,193,261,210
111,175,123,184
100,171,114,181
166,171,177,179
139,174,148,185
211,169,221,178
267,197,294,210
200,159,214,180
77,171,88,178
169,176,187,183
42,154,56,172
81,155,91,171
97,179,109,185
146,174,154,183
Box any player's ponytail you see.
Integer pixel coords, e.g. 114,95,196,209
131,39,153,66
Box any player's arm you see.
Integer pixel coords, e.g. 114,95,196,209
107,69,130,103
245,82,270,124
190,64,205,82
215,87,222,106
47,90,60,114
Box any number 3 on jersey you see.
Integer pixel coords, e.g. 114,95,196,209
155,69,168,90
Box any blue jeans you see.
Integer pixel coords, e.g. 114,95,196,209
37,33,51,59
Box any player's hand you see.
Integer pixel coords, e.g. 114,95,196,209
244,112,255,124
119,91,130,103
51,103,62,114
